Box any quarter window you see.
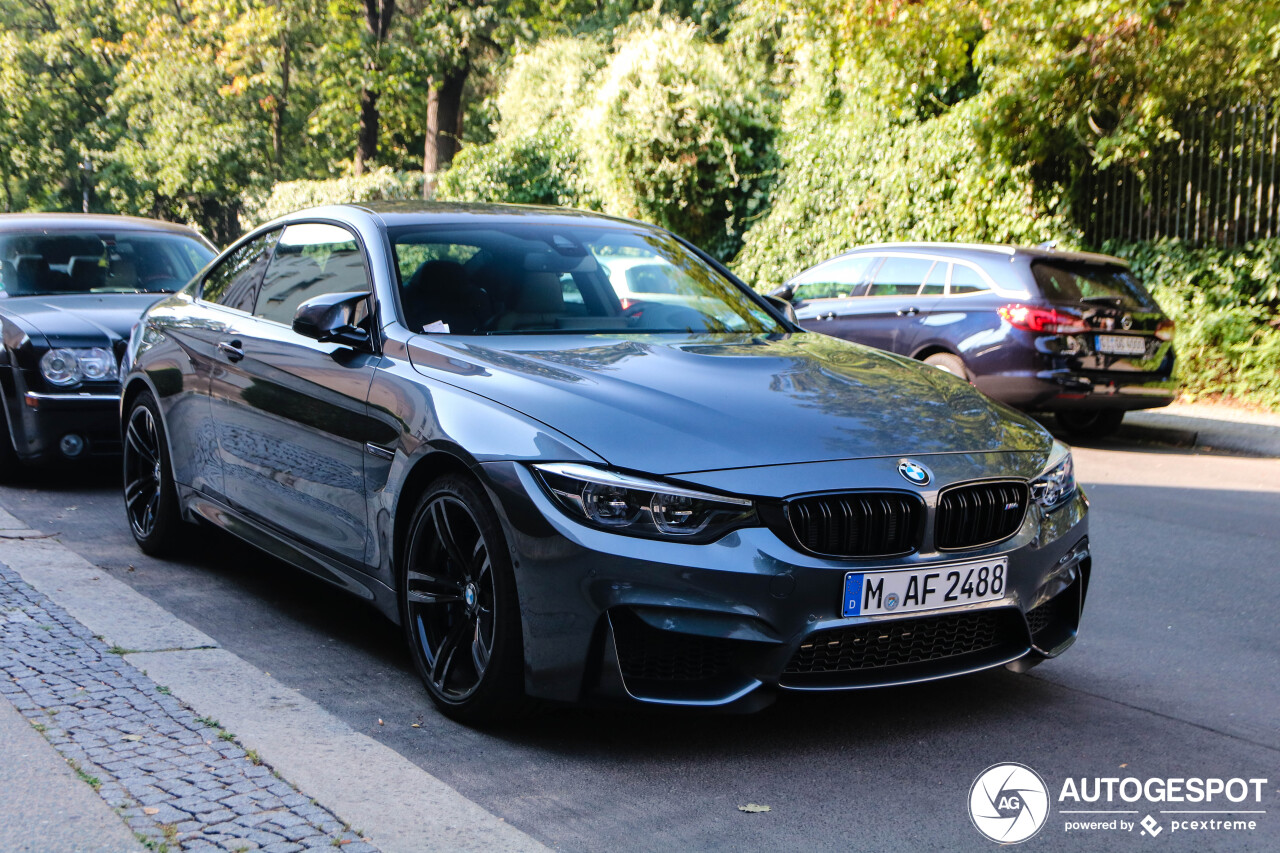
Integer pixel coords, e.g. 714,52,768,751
867,257,934,296
201,231,279,312
254,223,370,326
948,264,991,295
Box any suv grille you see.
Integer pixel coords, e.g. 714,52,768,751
784,611,1005,675
786,492,922,558
935,481,1028,550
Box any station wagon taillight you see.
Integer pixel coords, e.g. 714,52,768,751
998,304,1088,335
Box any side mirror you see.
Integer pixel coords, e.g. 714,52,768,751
762,294,798,324
292,291,372,349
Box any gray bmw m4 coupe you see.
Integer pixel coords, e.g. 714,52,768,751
120,203,1090,722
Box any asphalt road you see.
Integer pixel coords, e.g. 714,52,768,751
2,427,1277,852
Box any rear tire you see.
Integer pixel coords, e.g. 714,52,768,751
122,391,184,555
922,352,969,381
1056,408,1125,438
400,474,526,724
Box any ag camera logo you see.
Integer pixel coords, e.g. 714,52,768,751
969,763,1050,844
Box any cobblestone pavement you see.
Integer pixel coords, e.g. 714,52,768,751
0,560,379,853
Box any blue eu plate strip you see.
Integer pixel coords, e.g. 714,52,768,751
842,573,863,617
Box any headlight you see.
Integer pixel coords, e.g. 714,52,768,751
533,463,757,541
39,347,118,387
1030,441,1076,512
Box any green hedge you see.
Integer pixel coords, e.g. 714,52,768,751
731,95,1073,290
241,167,424,230
1109,239,1280,410
435,121,600,209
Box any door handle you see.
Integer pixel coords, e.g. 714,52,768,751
217,340,245,362
822,311,835,320
896,307,920,316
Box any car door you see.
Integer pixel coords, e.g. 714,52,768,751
848,255,942,353
171,229,280,502
209,221,378,569
789,254,879,339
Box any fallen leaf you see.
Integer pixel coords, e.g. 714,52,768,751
738,804,771,813
143,807,159,816
1120,763,1128,768
410,723,420,728
121,734,142,742
377,719,384,726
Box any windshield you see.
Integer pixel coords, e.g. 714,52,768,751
389,222,785,335
0,230,215,297
1031,261,1157,311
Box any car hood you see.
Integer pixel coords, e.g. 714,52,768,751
1,293,166,348
408,332,1051,476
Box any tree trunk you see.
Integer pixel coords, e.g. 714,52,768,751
272,35,290,167
355,89,379,175
422,65,469,196
355,0,396,176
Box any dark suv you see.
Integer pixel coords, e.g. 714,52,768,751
772,243,1177,437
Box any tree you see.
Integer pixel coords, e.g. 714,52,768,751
0,0,122,211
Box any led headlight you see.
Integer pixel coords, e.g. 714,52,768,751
1030,441,1076,512
39,347,117,387
533,463,757,541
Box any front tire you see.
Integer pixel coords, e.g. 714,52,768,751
122,391,183,555
1056,408,1125,438
400,475,525,723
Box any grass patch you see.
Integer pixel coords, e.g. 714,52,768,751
67,758,101,790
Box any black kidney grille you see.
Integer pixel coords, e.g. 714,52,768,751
784,611,1005,675
786,492,921,557
612,611,736,683
935,481,1029,550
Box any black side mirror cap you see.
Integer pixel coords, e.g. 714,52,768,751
292,291,372,349
762,293,798,324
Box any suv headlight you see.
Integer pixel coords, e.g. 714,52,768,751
39,347,118,387
533,463,757,541
1030,441,1076,512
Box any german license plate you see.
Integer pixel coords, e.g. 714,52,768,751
1095,334,1146,356
842,558,1008,617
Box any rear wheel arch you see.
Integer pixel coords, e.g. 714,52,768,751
912,344,957,362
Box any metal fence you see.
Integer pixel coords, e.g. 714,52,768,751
1077,103,1279,247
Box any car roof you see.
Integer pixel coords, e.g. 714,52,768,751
0,212,206,237
298,200,657,232
838,241,1128,268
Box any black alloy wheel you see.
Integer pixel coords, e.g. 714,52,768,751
401,475,524,722
122,391,182,555
1056,408,1125,439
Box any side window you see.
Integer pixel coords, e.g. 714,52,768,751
949,264,992,295
201,231,279,312
792,255,877,300
255,223,370,326
921,261,947,295
867,256,934,296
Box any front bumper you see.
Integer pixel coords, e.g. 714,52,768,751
7,391,121,462
481,459,1091,708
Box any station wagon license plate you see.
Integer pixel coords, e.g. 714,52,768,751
1095,334,1147,356
842,558,1008,618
